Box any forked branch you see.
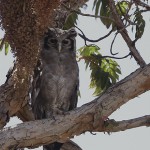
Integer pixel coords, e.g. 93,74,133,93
108,0,146,67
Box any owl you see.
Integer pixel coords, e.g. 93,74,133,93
31,27,79,150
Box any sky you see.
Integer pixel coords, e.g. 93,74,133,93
0,1,150,150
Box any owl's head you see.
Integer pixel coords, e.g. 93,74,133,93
42,27,77,53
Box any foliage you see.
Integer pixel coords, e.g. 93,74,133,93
93,0,112,29
92,0,146,39
116,1,129,16
63,11,79,29
0,38,10,55
77,45,121,95
93,0,130,29
133,8,145,40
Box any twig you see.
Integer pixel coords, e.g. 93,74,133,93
61,3,115,22
75,25,113,43
108,0,146,67
78,52,131,62
117,3,137,26
110,33,119,55
75,26,88,46
133,0,150,10
101,52,131,59
140,9,150,13
103,115,150,132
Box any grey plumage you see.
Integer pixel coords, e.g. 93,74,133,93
31,28,79,150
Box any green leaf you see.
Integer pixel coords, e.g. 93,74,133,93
116,1,129,16
133,9,145,39
63,12,78,30
78,45,100,57
115,68,121,74
0,39,2,51
0,38,10,54
100,1,112,29
5,42,9,55
77,45,121,96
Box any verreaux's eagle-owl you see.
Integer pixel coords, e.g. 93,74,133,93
31,28,79,150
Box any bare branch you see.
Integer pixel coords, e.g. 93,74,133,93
110,33,119,55
108,0,146,67
103,115,150,132
0,63,150,149
77,27,114,43
133,0,150,10
78,52,131,61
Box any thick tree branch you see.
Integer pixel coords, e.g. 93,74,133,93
103,115,150,132
0,63,150,149
1,114,150,149
108,0,146,67
15,105,82,150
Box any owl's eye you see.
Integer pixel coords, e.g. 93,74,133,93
48,38,57,44
62,39,71,45
70,29,76,35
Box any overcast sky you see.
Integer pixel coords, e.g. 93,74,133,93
0,1,150,150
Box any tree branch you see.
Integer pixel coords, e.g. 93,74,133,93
15,104,82,150
103,115,150,133
61,3,115,22
1,63,150,149
133,0,150,10
108,0,146,67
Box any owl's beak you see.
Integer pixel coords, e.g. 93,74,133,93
58,43,62,53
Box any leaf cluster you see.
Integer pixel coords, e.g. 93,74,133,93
77,45,121,95
63,10,80,30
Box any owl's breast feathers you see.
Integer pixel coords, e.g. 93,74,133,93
31,53,79,118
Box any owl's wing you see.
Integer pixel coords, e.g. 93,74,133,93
31,60,41,102
69,79,79,110
30,60,45,119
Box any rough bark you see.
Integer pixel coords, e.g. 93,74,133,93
0,63,150,149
